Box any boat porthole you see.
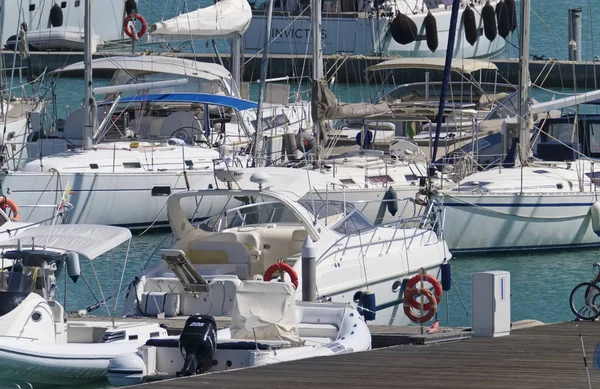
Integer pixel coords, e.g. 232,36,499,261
32,312,41,322
226,360,232,368
353,291,363,303
392,280,402,293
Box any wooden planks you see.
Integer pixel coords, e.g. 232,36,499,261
132,321,600,389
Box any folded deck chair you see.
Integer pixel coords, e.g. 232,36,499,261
160,249,209,293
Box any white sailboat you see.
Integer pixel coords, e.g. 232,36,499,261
435,0,600,254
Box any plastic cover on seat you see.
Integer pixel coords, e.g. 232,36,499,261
230,281,301,345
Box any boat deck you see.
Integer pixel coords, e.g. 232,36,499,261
130,320,599,388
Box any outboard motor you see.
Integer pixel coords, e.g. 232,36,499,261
178,315,217,377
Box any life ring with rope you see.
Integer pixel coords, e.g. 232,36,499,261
123,13,147,39
405,273,442,311
0,196,20,222
263,262,299,289
403,287,437,323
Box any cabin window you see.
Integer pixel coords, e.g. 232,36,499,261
74,0,80,6
151,186,172,196
404,174,418,181
589,123,600,155
123,162,141,169
185,160,194,168
89,163,99,169
61,1,67,8
29,4,35,11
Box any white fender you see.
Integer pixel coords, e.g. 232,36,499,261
66,252,81,283
591,201,600,237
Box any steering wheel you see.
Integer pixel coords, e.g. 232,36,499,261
169,126,210,147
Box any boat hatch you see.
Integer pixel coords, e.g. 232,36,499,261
367,175,393,184
332,209,374,235
161,249,209,293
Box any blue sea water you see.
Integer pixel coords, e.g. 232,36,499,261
17,0,600,387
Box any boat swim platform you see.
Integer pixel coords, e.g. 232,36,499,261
5,49,600,89
127,319,600,389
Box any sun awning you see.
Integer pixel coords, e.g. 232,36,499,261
99,93,258,111
366,58,498,74
0,225,132,260
148,0,252,41
50,55,233,81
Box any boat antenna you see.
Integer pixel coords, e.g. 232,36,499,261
83,0,94,150
429,0,461,166
253,0,275,167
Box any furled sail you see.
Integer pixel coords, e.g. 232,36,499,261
148,0,252,41
311,80,390,122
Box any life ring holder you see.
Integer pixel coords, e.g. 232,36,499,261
0,196,20,222
403,288,437,323
263,262,299,289
123,13,147,38
405,273,442,311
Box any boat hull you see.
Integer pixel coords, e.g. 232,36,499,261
439,192,600,254
0,339,140,386
1,171,231,229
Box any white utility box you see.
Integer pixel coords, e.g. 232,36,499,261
472,271,511,337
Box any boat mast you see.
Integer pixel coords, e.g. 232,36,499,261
312,0,323,165
253,0,275,166
517,0,531,165
83,0,93,149
430,0,461,164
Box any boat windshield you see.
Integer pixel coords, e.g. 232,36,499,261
197,198,359,231
0,271,34,294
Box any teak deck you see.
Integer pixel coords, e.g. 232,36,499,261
131,320,600,389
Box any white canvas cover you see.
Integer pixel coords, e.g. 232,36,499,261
0,225,131,260
149,0,252,41
230,281,301,345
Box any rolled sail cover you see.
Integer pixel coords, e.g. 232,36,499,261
311,80,390,122
149,0,252,41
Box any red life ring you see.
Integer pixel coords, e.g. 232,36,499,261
403,287,437,323
123,13,147,38
405,273,442,311
263,262,299,289
0,196,20,222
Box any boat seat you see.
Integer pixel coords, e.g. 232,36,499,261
230,281,301,345
187,239,253,279
259,225,307,271
297,323,339,339
160,249,209,293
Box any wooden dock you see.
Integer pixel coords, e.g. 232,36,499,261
130,320,600,389
6,49,600,88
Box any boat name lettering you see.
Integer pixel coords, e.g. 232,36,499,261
272,28,327,40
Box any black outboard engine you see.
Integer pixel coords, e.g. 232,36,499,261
178,315,217,377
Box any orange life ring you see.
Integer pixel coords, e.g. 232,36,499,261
0,196,20,222
123,13,147,38
406,273,442,311
263,262,298,289
403,287,437,323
